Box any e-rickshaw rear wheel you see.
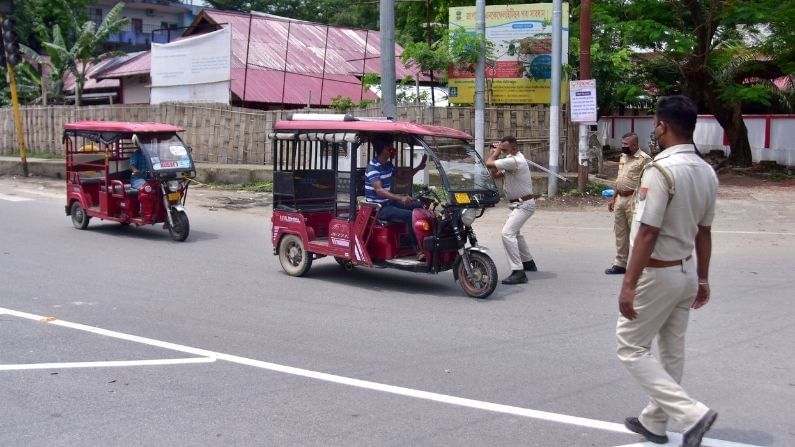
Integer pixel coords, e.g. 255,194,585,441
457,251,498,299
168,210,190,242
70,201,90,230
279,234,313,276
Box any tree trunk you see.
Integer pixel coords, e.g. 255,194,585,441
685,66,754,167
713,106,753,166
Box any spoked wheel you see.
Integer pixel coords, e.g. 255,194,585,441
70,201,90,230
457,251,498,299
168,210,190,242
279,234,313,276
334,256,355,270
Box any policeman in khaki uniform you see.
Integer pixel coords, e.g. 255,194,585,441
606,132,651,275
485,136,538,285
615,96,719,447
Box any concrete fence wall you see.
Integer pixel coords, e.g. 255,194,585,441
598,114,795,166
0,104,579,171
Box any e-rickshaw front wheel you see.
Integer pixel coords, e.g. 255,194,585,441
70,201,90,230
168,210,190,242
279,234,313,276
457,251,498,299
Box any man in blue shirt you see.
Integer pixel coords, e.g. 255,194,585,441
129,148,149,189
364,136,427,258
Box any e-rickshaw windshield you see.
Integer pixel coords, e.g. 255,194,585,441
424,136,497,192
136,133,194,172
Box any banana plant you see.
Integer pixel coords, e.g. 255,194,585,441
40,1,128,106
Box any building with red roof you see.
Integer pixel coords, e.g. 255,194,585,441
94,8,425,109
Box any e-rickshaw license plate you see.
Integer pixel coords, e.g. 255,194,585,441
454,192,471,204
167,192,181,201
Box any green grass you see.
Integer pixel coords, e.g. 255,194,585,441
210,181,273,192
567,181,608,197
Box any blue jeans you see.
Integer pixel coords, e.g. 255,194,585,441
130,176,146,190
378,200,423,247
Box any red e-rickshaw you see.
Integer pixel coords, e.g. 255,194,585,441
270,114,501,298
63,121,195,241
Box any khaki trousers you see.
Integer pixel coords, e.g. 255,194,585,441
616,257,710,435
501,200,535,271
613,194,633,267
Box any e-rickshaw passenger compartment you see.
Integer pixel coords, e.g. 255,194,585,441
273,169,337,213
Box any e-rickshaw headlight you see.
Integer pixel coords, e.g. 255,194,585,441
461,208,478,226
167,180,181,192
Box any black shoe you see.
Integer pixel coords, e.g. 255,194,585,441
523,260,537,271
501,270,528,285
624,417,668,444
681,410,717,447
605,265,627,275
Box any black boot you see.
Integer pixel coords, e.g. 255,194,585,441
501,270,528,285
523,260,537,271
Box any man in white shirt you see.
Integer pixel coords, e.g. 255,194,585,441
485,136,537,285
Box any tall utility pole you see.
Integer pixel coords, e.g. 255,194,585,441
577,0,592,193
548,0,562,196
380,0,397,119
425,0,435,113
474,0,485,157
1,14,28,177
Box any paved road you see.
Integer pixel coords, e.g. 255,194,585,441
0,176,793,446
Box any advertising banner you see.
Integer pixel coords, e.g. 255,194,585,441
150,26,231,104
448,3,569,105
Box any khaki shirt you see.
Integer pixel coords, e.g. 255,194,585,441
494,151,533,200
616,150,651,193
631,144,718,261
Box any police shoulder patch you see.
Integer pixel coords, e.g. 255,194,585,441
638,186,648,201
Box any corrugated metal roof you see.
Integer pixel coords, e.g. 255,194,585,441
64,52,147,91
94,52,151,80
98,9,423,107
200,9,425,106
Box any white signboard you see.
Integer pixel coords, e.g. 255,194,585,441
569,79,597,123
150,26,231,104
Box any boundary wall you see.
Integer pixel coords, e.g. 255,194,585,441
0,104,579,172
598,114,795,166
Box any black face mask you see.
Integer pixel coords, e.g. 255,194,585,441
621,146,632,155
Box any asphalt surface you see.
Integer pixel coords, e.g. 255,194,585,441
0,175,793,447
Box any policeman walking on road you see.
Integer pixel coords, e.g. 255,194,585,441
606,132,651,274
616,95,719,447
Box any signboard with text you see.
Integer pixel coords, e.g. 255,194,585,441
150,26,231,104
447,3,569,105
569,79,597,123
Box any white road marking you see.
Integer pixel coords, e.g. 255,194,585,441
0,357,215,371
0,193,33,202
0,307,762,447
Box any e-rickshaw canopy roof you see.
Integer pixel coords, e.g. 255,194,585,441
273,119,472,140
63,121,184,133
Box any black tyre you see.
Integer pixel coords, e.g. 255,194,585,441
70,201,90,230
279,234,313,276
168,210,190,242
334,256,355,270
457,251,498,299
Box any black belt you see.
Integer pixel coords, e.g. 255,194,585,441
509,194,535,203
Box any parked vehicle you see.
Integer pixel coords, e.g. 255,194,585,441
270,114,501,298
63,121,195,241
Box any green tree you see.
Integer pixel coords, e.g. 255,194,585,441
40,1,128,106
591,0,795,166
205,0,252,12
8,0,93,53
